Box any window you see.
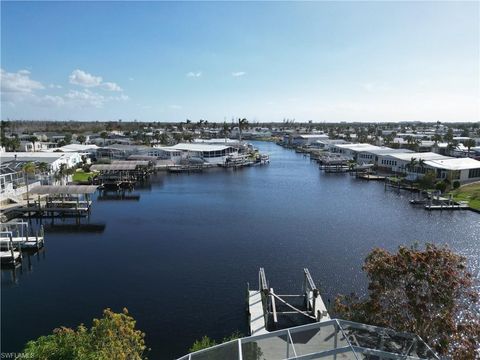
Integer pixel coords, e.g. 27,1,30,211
469,168,480,178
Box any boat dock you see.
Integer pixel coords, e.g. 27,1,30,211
12,185,98,217
425,202,470,211
0,221,44,250
247,268,330,336
1,244,22,267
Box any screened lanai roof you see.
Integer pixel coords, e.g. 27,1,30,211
111,160,150,166
90,164,138,171
30,185,98,195
177,319,438,360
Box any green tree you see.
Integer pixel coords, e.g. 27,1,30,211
77,135,86,144
334,244,479,358
64,134,73,145
23,308,147,360
238,118,248,142
100,131,108,146
28,135,39,151
37,162,50,175
159,133,169,145
463,139,476,157
22,162,36,203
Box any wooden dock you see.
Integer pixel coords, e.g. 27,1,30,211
248,268,330,335
0,241,22,267
247,290,268,336
0,222,45,250
356,173,386,181
0,235,44,250
425,203,470,211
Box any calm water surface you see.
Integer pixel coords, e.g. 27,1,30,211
2,142,479,359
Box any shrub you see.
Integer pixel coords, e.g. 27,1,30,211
435,181,447,193
23,308,147,360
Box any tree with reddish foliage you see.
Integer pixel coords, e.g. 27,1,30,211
334,244,479,359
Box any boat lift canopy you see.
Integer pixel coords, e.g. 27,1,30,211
90,164,138,171
30,185,98,195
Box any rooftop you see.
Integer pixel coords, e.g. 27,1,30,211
169,143,233,152
387,152,450,162
333,143,387,152
424,157,480,171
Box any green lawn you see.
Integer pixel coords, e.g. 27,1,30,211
450,182,480,211
72,170,96,183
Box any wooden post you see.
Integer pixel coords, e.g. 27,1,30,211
9,235,15,263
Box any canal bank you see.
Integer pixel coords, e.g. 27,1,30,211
1,141,479,359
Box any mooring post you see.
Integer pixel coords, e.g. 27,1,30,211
9,234,15,262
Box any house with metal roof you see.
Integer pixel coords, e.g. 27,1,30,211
155,143,238,165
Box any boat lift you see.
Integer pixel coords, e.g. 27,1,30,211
247,268,330,336
0,221,44,250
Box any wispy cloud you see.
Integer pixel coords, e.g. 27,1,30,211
169,104,182,110
232,71,246,77
186,71,202,78
1,68,128,109
1,68,45,93
69,69,123,91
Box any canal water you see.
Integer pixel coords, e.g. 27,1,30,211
2,141,479,359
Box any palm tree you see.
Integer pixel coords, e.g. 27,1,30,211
56,164,68,185
238,118,248,142
406,157,418,173
223,122,230,143
22,162,36,203
463,139,476,158
159,133,169,145
432,134,442,145
446,140,459,156
37,162,50,179
100,131,108,146
77,135,86,144
28,135,38,152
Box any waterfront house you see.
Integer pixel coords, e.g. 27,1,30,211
377,152,480,183
422,157,480,184
290,134,329,147
155,143,238,165
0,152,82,173
97,144,163,160
377,152,448,178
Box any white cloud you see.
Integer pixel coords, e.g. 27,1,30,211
1,68,45,93
169,104,182,109
102,81,123,92
65,89,105,107
48,84,63,89
69,69,122,91
186,71,202,78
232,71,246,77
69,69,102,87
64,89,129,108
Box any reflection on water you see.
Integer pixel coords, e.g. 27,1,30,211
1,142,479,359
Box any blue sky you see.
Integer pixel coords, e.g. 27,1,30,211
1,1,479,122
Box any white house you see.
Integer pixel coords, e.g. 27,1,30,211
423,158,480,184
155,143,237,165
0,152,82,172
